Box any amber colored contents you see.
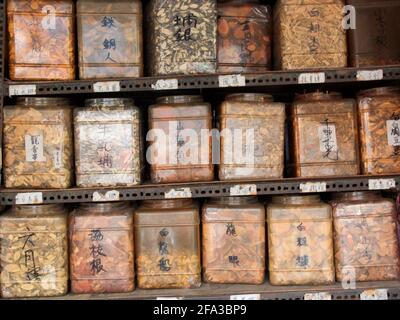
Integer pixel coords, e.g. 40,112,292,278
74,98,142,187
274,0,347,70
134,200,201,289
331,192,400,282
290,92,360,177
77,0,143,79
202,197,265,284
69,203,135,294
347,0,400,67
217,0,272,73
3,98,74,189
267,195,335,286
7,0,75,80
219,94,285,180
0,205,68,298
148,96,214,183
358,87,400,175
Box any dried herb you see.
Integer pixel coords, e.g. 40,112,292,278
7,0,75,80
69,203,135,294
0,205,68,298
274,0,347,70
77,0,143,79
3,98,74,189
267,195,335,286
217,1,272,73
202,197,265,284
74,98,142,187
290,92,360,177
331,192,400,282
147,0,217,76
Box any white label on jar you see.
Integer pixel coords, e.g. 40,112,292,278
318,123,338,154
9,84,37,97
304,292,332,300
219,74,246,88
54,149,62,169
360,289,388,300
386,120,400,146
230,184,257,196
92,190,120,202
300,182,327,193
357,70,383,81
165,188,192,199
93,81,120,93
41,5,56,30
298,72,326,84
152,79,179,91
25,134,46,162
368,179,396,190
230,294,261,300
16,192,43,205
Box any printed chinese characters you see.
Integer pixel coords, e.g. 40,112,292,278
308,8,321,54
159,228,171,272
296,222,309,268
388,112,400,156
97,125,113,168
226,223,237,237
173,13,198,42
319,119,338,160
101,16,117,62
19,229,41,281
88,229,107,275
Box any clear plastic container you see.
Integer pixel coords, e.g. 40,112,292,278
134,199,201,289
69,202,135,294
148,96,214,183
7,0,75,80
202,197,265,284
274,0,347,70
331,192,400,282
267,195,335,286
290,92,360,177
217,0,272,73
0,205,68,298
77,0,143,79
358,87,400,175
219,93,285,180
147,0,217,76
3,97,74,189
347,0,400,67
74,98,142,187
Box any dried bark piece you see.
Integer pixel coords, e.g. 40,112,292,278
3,98,74,189
69,203,135,294
202,197,266,284
0,205,68,298
77,0,143,79
274,0,347,70
7,0,75,80
147,0,217,76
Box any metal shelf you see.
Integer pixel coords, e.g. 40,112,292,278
15,281,400,300
4,65,400,97
1,174,399,205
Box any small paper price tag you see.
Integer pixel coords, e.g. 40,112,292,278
152,79,179,90
360,289,388,300
9,84,37,97
300,182,327,193
92,190,120,202
230,184,257,196
219,74,246,88
93,81,120,93
230,294,261,301
16,192,43,205
304,292,332,300
368,179,396,190
298,72,326,84
165,188,192,199
357,70,383,81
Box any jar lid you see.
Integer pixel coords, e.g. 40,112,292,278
13,204,66,216
330,191,381,201
208,196,259,205
85,98,135,108
358,86,400,97
79,202,131,212
271,195,321,205
295,91,342,102
156,95,203,104
225,93,273,102
141,199,194,209
16,97,71,107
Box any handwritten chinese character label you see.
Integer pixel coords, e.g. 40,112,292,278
229,255,240,266
19,229,41,281
97,125,114,168
297,223,306,232
296,255,309,267
387,113,400,157
101,16,116,29
25,134,46,162
159,228,171,272
318,120,338,160
226,223,237,237
88,229,107,275
308,8,321,54
297,237,307,247
374,9,387,49
173,13,198,42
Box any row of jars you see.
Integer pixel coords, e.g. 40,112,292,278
0,191,399,298
7,0,400,80
4,86,400,189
